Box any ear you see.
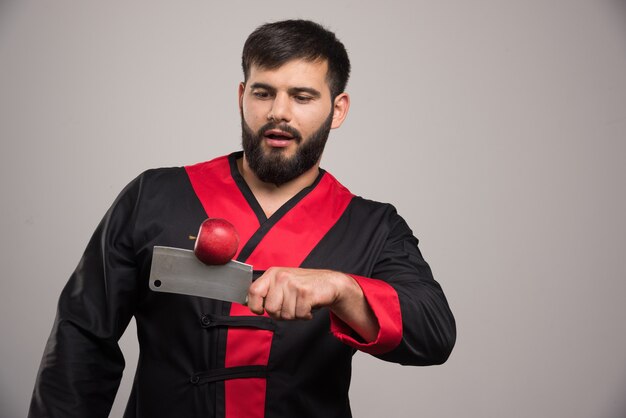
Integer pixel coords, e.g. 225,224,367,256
330,92,350,129
238,82,245,112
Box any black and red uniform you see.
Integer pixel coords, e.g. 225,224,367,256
29,152,456,418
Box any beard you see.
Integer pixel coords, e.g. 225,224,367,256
241,110,333,186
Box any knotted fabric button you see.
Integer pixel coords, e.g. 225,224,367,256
200,315,211,327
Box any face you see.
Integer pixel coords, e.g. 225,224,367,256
239,59,349,186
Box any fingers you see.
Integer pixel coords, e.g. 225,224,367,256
263,269,296,320
294,294,313,320
247,272,269,315
263,279,285,319
246,268,325,320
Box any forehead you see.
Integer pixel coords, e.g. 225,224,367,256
247,59,330,94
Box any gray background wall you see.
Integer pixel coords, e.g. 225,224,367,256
1,1,625,417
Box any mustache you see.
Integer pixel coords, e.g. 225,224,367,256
257,122,302,143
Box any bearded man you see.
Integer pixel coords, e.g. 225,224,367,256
29,19,456,418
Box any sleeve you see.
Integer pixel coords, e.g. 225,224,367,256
28,174,144,418
330,209,456,366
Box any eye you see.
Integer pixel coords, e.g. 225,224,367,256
294,95,313,103
252,90,271,99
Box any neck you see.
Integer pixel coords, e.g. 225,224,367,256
237,156,320,218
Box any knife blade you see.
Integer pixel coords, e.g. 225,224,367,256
149,246,252,304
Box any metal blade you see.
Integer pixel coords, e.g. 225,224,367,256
149,246,252,304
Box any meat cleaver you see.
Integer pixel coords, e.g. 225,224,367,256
149,246,252,304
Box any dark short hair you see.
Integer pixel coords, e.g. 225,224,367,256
242,19,351,100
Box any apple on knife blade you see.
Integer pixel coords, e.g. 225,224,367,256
149,218,251,304
149,246,252,304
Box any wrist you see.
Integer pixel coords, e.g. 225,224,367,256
328,273,379,343
330,272,362,312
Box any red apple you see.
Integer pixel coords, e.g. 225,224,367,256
193,218,240,265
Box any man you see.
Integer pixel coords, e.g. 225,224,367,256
29,19,455,418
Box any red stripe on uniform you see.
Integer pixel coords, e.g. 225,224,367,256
245,172,354,269
186,157,354,418
185,156,261,256
225,172,353,418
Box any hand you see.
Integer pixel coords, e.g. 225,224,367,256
247,267,346,320
247,267,380,342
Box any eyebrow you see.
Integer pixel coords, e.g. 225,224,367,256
289,87,321,98
249,83,321,98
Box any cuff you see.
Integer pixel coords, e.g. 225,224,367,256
330,275,403,355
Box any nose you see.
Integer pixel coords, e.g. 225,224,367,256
268,93,292,123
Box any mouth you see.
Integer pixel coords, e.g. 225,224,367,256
263,129,297,148
264,129,294,140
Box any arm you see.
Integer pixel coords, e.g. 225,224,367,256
28,176,142,418
247,268,379,341
246,205,455,366
331,210,456,365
